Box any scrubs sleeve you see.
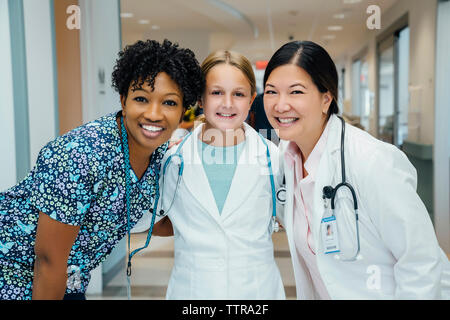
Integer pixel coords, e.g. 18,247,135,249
363,143,442,299
29,139,97,226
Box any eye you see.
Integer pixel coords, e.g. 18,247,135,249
163,100,178,107
234,92,245,97
134,96,148,103
211,90,222,95
264,90,277,95
291,90,304,94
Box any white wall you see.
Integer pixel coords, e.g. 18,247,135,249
79,0,121,124
434,0,450,253
23,0,57,167
0,0,17,191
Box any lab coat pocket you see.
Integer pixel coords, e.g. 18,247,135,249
166,263,192,300
332,193,359,261
191,255,227,299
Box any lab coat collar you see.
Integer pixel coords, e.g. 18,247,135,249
180,122,267,224
311,114,345,243
221,122,269,220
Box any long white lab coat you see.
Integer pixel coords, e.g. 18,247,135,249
277,114,450,299
159,122,285,300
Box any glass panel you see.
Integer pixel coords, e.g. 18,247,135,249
352,60,361,116
378,44,395,144
397,27,410,147
359,60,370,131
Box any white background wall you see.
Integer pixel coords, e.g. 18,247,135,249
23,0,57,167
80,0,121,124
0,0,17,191
434,0,450,253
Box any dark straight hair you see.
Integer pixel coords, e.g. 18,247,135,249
263,41,339,119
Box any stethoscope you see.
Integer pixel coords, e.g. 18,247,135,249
277,116,361,261
158,129,280,234
120,116,161,300
322,116,360,261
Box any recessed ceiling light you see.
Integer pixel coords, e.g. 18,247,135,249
323,35,336,40
328,25,343,31
333,13,346,19
343,0,362,4
138,19,150,25
120,12,134,18
151,25,160,30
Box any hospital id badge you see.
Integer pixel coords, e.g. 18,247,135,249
321,216,340,254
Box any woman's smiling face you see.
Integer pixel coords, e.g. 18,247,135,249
121,72,184,157
263,64,330,144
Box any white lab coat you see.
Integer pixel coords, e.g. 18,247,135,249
159,122,285,300
277,114,450,300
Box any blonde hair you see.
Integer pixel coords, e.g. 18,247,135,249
201,50,256,95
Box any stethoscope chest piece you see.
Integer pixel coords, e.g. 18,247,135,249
270,216,280,233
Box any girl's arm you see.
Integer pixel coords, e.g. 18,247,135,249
152,216,174,236
32,212,80,300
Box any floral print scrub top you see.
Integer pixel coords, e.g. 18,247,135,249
0,111,167,300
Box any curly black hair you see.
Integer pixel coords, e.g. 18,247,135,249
112,39,204,109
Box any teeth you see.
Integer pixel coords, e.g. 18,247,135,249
142,125,163,132
278,118,297,124
218,113,234,117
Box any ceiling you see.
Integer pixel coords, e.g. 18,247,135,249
120,0,398,64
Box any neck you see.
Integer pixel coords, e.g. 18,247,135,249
294,117,327,163
200,121,246,147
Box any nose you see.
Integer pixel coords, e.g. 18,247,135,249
222,93,233,109
143,102,164,122
273,93,291,113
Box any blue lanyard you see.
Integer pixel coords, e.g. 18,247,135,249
120,116,160,279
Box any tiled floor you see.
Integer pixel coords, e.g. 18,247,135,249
87,229,297,300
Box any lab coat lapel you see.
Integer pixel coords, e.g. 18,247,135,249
221,124,267,220
181,124,222,223
312,115,342,243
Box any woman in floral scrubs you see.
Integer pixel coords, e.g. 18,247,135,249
0,39,203,300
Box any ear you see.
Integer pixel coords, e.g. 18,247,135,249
198,97,204,110
322,92,333,115
120,95,127,117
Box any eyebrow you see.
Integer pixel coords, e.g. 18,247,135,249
265,83,307,89
132,87,149,93
164,92,182,98
132,88,181,98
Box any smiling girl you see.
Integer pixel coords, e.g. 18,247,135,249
156,50,285,300
0,39,203,300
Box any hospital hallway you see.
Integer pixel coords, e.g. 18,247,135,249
86,231,296,300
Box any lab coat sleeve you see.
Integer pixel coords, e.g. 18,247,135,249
362,143,442,299
154,147,178,224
